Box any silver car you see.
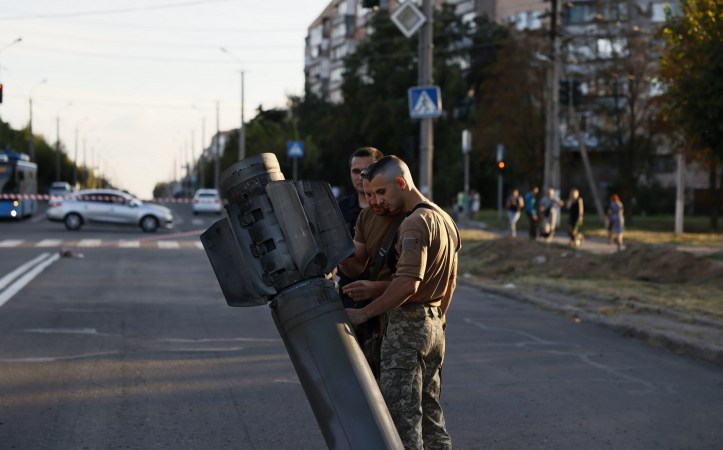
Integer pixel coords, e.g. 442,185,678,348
47,189,174,232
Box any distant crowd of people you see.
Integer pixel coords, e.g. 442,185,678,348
514,186,625,251
450,185,625,251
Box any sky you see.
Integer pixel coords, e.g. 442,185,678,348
0,0,332,198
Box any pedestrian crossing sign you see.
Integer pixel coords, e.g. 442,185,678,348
408,85,442,119
287,140,304,158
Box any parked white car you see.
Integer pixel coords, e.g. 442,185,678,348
47,189,174,232
192,189,223,215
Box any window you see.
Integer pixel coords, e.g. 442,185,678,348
330,66,344,84
331,43,350,60
651,3,667,22
564,2,595,25
331,22,347,40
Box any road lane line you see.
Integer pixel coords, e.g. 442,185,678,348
0,253,60,308
118,240,140,248
0,239,24,247
0,253,51,291
0,351,119,363
195,241,204,250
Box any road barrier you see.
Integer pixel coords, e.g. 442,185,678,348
0,193,199,203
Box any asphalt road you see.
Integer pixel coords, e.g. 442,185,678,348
1,204,722,449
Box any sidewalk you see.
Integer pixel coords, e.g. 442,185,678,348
460,220,723,366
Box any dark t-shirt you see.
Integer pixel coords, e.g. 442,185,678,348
338,194,362,240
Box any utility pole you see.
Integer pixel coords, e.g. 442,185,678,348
418,0,434,199
214,101,220,191
73,127,78,187
240,70,245,160
675,152,685,234
544,0,561,191
220,47,246,161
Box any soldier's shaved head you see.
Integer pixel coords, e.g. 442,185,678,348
362,155,415,190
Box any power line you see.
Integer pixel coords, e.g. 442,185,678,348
17,44,302,65
0,0,234,21
0,27,300,50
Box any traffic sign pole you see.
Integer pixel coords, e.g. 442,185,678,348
418,0,433,199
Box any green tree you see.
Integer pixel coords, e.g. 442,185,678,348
473,31,546,197
661,0,723,229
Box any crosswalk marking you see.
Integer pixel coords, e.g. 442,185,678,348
0,238,203,250
158,240,180,249
77,239,102,248
0,240,24,248
36,239,63,248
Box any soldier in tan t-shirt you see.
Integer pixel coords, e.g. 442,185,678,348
346,155,459,450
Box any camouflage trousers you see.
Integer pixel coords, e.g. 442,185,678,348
380,303,452,450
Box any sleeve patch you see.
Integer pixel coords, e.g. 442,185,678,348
402,237,420,250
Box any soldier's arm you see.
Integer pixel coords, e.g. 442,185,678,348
342,279,391,302
338,240,369,278
346,276,419,326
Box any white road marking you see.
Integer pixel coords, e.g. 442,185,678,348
23,328,118,337
158,240,180,249
36,239,63,247
0,351,119,363
0,253,52,291
195,241,204,250
77,239,102,248
160,337,281,343
118,240,140,248
0,253,60,308
0,239,24,247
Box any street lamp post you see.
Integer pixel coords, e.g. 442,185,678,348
220,47,246,161
0,37,22,83
55,102,72,181
28,78,47,162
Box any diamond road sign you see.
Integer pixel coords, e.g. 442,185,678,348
287,140,304,158
408,85,442,119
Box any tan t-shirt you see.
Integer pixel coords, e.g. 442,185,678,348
354,207,402,281
394,203,460,305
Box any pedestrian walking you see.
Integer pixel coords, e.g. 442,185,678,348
346,155,459,450
607,194,625,251
524,186,540,239
506,189,524,238
539,187,564,242
566,188,584,247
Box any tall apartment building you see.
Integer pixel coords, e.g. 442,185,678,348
304,0,548,103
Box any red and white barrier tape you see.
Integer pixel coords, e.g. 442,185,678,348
0,193,207,203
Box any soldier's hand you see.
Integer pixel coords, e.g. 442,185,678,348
342,280,375,301
346,308,369,326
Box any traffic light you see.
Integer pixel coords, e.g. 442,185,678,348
0,83,3,103
497,160,506,173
